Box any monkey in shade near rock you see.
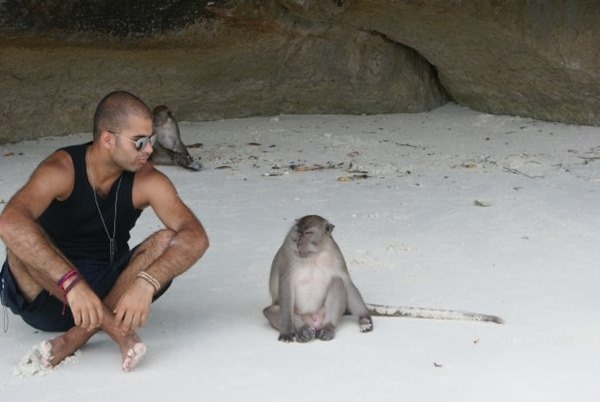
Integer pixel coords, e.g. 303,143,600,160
151,105,202,171
263,215,503,343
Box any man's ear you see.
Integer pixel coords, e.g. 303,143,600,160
100,131,113,149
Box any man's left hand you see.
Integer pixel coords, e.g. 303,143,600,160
113,279,154,333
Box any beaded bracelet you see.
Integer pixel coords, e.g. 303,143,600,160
137,271,161,293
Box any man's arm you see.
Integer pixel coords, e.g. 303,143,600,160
0,151,104,330
113,165,209,331
0,152,74,276
136,166,209,284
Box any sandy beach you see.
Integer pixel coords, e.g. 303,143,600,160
1,103,598,401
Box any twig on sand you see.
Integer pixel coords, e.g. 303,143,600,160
502,167,544,179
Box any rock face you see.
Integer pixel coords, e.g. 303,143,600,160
0,0,598,144
280,0,600,128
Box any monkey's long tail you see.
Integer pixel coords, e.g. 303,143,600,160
366,303,504,324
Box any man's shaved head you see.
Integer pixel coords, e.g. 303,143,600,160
93,91,152,139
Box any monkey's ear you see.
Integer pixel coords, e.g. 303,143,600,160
327,223,335,233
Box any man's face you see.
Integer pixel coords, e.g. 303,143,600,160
110,115,154,172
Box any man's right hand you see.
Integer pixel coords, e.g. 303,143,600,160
66,282,104,331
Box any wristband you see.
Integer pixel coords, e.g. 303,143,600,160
57,270,79,289
137,271,161,293
56,269,83,315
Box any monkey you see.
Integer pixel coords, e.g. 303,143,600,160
263,215,374,342
263,215,503,343
151,105,202,171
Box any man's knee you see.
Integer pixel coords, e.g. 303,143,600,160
155,229,177,249
132,229,176,260
5,252,43,302
144,229,177,253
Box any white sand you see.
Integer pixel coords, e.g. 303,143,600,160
12,344,81,378
0,103,598,401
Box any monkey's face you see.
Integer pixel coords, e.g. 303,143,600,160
290,215,334,257
292,226,323,257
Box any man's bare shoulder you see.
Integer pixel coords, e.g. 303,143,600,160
3,149,75,217
34,149,75,197
40,149,75,172
134,163,173,185
132,163,178,209
29,148,73,183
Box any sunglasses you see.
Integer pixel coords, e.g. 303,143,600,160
108,130,157,151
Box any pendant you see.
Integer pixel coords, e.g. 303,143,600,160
109,238,117,264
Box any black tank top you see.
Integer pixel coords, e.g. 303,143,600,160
37,143,142,262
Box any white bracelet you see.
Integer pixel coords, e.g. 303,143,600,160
137,271,161,293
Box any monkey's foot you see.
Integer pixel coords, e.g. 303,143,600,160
296,326,317,343
122,342,146,373
359,316,374,333
316,324,336,341
278,332,295,343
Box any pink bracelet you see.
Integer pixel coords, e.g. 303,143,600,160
57,270,83,316
57,270,82,295
63,275,83,295
57,270,79,288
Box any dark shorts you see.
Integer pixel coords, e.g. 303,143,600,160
1,248,171,332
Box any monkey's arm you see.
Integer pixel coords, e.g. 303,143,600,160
344,279,373,332
277,267,297,342
153,131,201,171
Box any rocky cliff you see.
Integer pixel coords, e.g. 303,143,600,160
0,0,597,143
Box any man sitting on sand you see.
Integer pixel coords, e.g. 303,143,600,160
0,91,209,372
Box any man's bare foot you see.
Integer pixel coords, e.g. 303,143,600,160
103,312,147,372
40,327,93,368
115,330,147,372
39,341,55,369
122,342,147,372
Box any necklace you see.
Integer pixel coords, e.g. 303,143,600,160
89,170,123,264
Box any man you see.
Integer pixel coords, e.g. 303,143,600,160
0,91,209,372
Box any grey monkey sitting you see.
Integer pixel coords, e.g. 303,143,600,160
263,215,373,342
263,215,504,343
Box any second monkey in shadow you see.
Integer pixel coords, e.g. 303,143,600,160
151,105,202,171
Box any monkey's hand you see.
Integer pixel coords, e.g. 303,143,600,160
359,316,374,333
278,332,296,343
